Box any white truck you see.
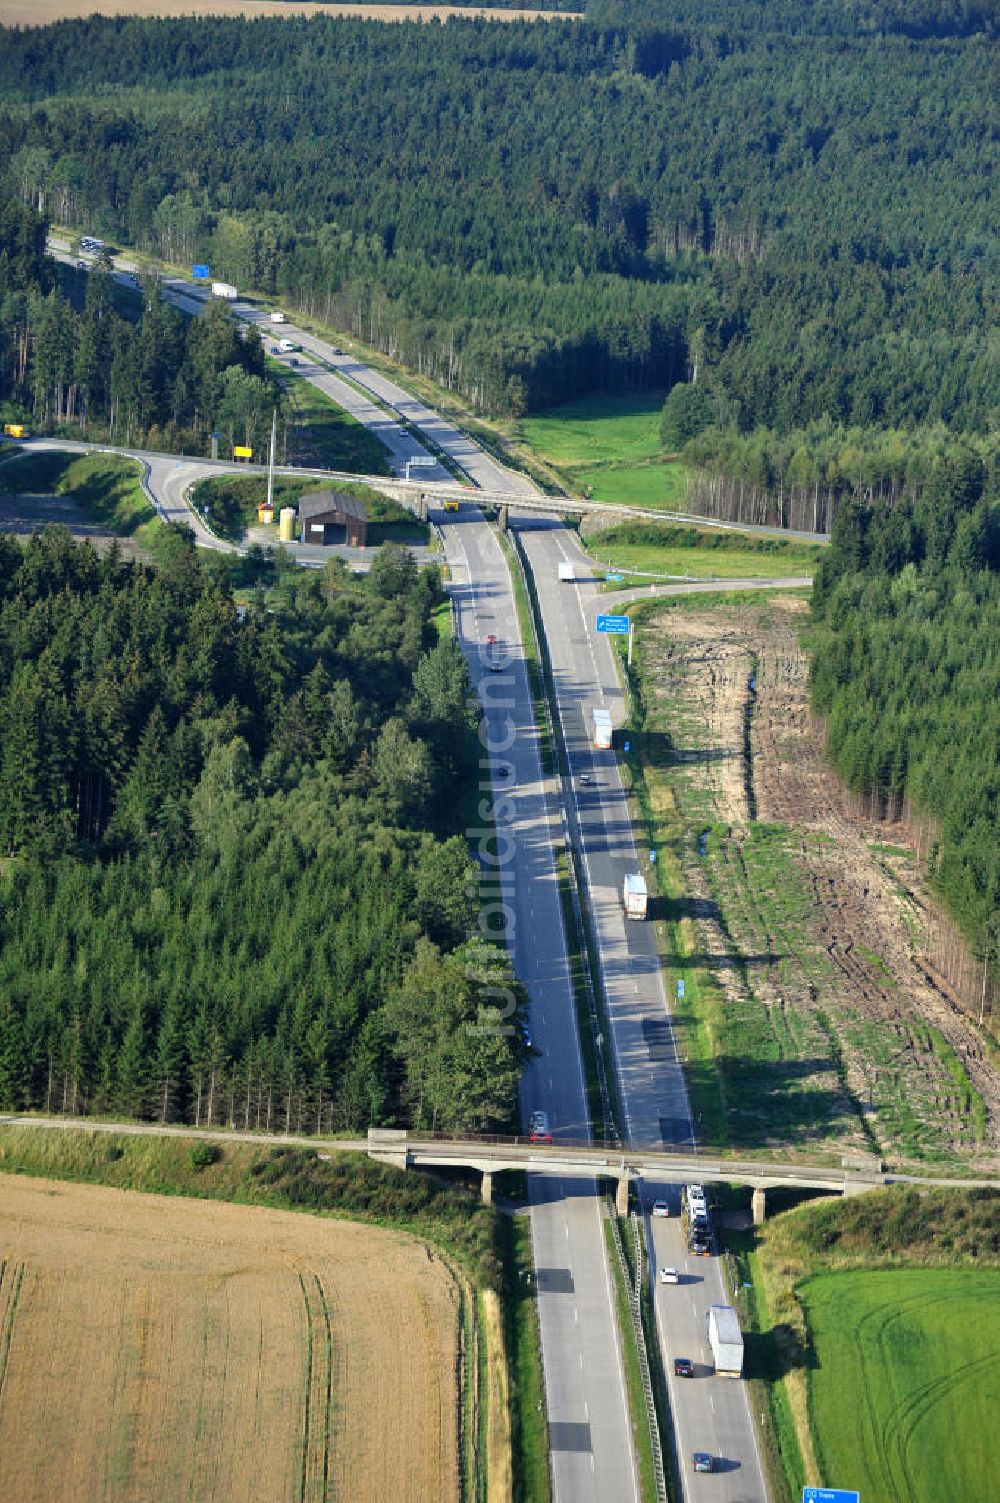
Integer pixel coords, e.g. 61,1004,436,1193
211,281,238,300
558,558,593,582
269,311,287,323
592,706,612,749
623,872,648,920
708,1305,743,1377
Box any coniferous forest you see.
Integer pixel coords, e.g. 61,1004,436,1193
0,530,526,1130
0,1,994,431
810,450,1000,969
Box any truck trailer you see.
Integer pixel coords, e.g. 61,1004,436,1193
211,281,238,300
592,707,612,750
558,559,593,582
708,1305,743,1377
623,873,648,920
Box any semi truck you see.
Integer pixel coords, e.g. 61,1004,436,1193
593,706,612,749
269,311,287,323
623,873,648,920
211,281,238,300
708,1305,743,1377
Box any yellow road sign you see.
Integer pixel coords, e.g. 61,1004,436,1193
233,446,253,459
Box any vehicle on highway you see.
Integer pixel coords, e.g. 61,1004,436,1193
658,1266,680,1285
708,1304,744,1377
277,338,298,353
527,1111,552,1144
269,311,287,323
623,871,648,920
496,765,510,778
489,663,504,674
331,347,343,355
485,633,497,644
579,772,594,786
442,499,459,512
674,1358,694,1378
651,1200,670,1218
693,1452,716,1474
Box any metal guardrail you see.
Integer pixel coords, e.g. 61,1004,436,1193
606,1200,668,1503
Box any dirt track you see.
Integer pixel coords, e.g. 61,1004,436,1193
0,1174,460,1503
0,493,147,557
647,597,999,1166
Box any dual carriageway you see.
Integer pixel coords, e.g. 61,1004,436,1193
26,251,799,1502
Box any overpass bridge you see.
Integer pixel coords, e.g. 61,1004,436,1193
363,1130,985,1222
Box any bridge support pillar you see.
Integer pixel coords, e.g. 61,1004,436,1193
616,1172,632,1218
498,504,509,532
481,1170,494,1206
751,1186,767,1225
418,493,428,522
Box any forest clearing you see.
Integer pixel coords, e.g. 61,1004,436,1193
636,595,999,1167
0,1173,461,1503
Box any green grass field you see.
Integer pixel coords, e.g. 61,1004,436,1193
585,519,822,581
801,1267,1000,1503
517,392,688,510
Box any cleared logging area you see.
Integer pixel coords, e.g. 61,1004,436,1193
0,1173,460,1503
632,595,998,1168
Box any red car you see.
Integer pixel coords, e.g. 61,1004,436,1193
485,633,497,645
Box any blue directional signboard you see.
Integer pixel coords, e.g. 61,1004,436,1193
606,571,624,582
596,614,630,635
677,979,685,1000
803,1490,859,1503
192,264,210,279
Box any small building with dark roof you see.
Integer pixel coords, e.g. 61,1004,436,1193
298,489,368,548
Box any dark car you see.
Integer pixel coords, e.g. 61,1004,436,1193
693,1453,716,1474
674,1358,694,1378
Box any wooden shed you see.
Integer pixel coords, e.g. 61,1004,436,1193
298,489,368,548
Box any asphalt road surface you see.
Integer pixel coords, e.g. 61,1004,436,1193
518,519,772,1503
440,502,639,1503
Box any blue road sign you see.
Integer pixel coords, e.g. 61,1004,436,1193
677,979,685,999
192,264,210,279
606,571,623,582
803,1490,859,1503
623,740,630,753
596,614,630,635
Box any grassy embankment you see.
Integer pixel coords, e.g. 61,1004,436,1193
581,518,823,583
0,1122,551,1501
189,473,428,546
268,356,394,476
0,449,176,565
736,1185,1000,1503
517,392,687,511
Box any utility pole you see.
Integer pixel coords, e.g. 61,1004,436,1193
266,407,277,511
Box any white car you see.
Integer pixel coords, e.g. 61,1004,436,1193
651,1200,670,1218
277,338,297,353
658,1266,680,1285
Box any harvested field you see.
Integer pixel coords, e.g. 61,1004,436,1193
643,596,999,1166
0,1173,460,1503
0,2,572,25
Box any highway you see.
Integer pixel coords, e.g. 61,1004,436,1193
38,239,777,1499
517,520,771,1502
440,508,639,1501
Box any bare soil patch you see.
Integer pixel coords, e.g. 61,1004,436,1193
0,1,572,25
647,597,999,1165
0,493,148,558
0,1173,460,1503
